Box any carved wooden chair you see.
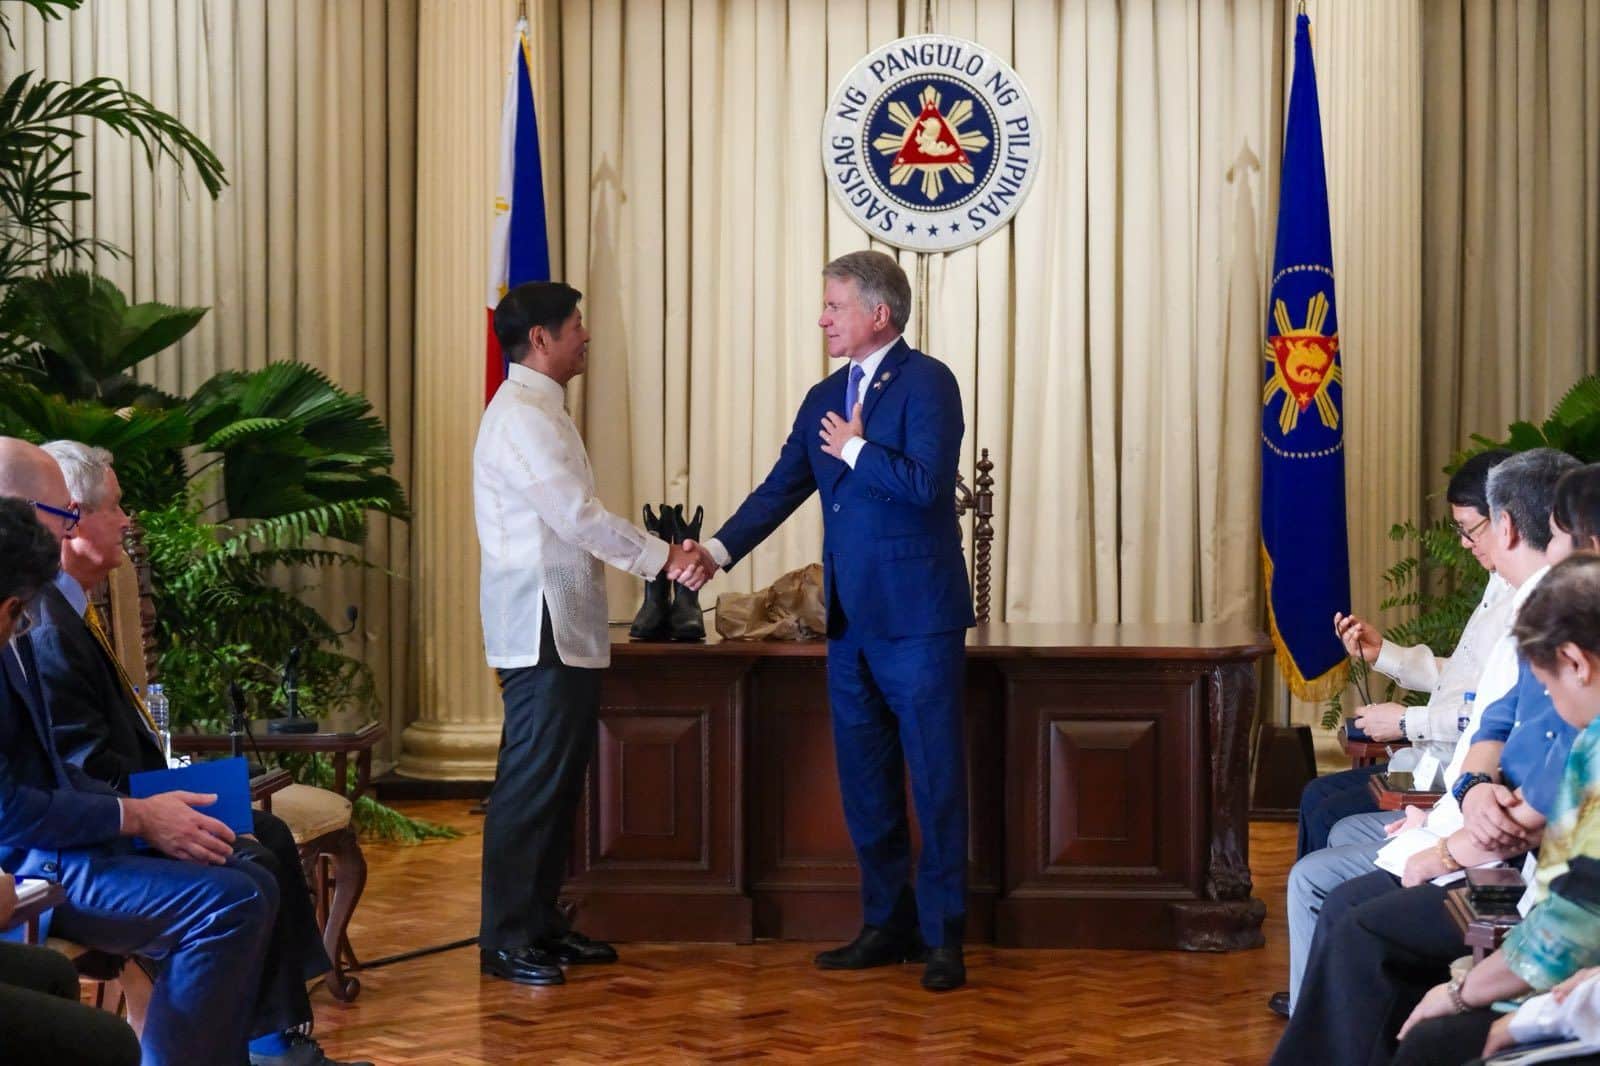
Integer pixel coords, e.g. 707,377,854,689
954,447,997,623
70,522,366,1016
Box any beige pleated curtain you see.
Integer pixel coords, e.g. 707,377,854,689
0,0,419,760
5,1,1597,774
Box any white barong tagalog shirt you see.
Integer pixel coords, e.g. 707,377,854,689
474,362,669,669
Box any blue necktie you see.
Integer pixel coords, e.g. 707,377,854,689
846,363,864,416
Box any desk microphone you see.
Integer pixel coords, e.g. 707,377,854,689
266,606,358,735
268,644,317,735
228,682,248,759
283,646,302,717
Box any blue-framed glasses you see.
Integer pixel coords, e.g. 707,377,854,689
31,500,80,533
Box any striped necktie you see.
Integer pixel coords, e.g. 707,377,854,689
83,602,160,736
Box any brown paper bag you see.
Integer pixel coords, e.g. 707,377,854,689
714,563,826,641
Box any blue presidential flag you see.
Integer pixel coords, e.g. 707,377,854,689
1261,12,1351,701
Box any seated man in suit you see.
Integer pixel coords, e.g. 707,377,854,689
27,440,365,1066
0,453,274,1066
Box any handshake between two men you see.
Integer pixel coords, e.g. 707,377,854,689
653,398,867,595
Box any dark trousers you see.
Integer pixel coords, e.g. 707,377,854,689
245,809,331,1036
0,940,140,1065
1397,1011,1600,1066
826,625,968,948
1297,763,1386,858
1272,870,1461,1066
479,612,600,949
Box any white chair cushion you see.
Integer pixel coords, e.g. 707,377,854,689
268,783,353,844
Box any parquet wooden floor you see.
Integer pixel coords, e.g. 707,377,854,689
310,802,1295,1065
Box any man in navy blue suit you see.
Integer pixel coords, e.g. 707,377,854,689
0,438,276,1065
692,251,975,991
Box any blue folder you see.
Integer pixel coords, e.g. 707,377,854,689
128,756,254,836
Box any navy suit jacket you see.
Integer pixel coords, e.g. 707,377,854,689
28,582,164,792
713,338,975,640
0,640,122,879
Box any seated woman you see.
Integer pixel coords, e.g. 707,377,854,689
1270,552,1600,1066
1299,450,1513,858
1397,925,1600,1065
1476,966,1600,1063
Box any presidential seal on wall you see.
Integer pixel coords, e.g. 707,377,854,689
822,35,1039,253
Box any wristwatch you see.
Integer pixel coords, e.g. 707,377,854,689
1452,771,1494,806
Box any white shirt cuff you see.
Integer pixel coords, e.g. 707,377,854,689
637,535,672,580
840,437,866,468
704,538,732,569
1404,707,1431,741
116,797,125,832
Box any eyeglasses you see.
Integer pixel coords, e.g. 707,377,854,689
30,500,80,534
1451,515,1490,544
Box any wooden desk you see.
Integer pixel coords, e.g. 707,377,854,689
173,713,385,800
4,881,65,945
562,621,1271,951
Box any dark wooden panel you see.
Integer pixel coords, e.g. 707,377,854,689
750,662,855,881
1046,718,1159,868
565,658,753,942
596,713,705,865
1007,668,1200,892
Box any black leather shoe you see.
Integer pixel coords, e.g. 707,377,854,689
1267,991,1290,1018
535,930,618,965
814,925,927,970
921,946,966,991
250,1033,373,1066
480,947,565,985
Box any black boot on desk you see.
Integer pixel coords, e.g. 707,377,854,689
814,925,927,970
480,947,565,986
628,503,673,641
921,945,966,991
667,504,707,642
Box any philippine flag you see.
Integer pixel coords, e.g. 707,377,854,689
484,16,552,405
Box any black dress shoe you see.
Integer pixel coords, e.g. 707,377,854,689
1267,991,1291,1018
480,946,565,985
814,925,927,970
535,930,618,965
250,1033,374,1066
921,946,966,991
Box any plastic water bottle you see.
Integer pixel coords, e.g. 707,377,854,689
1458,691,1475,738
146,683,174,763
